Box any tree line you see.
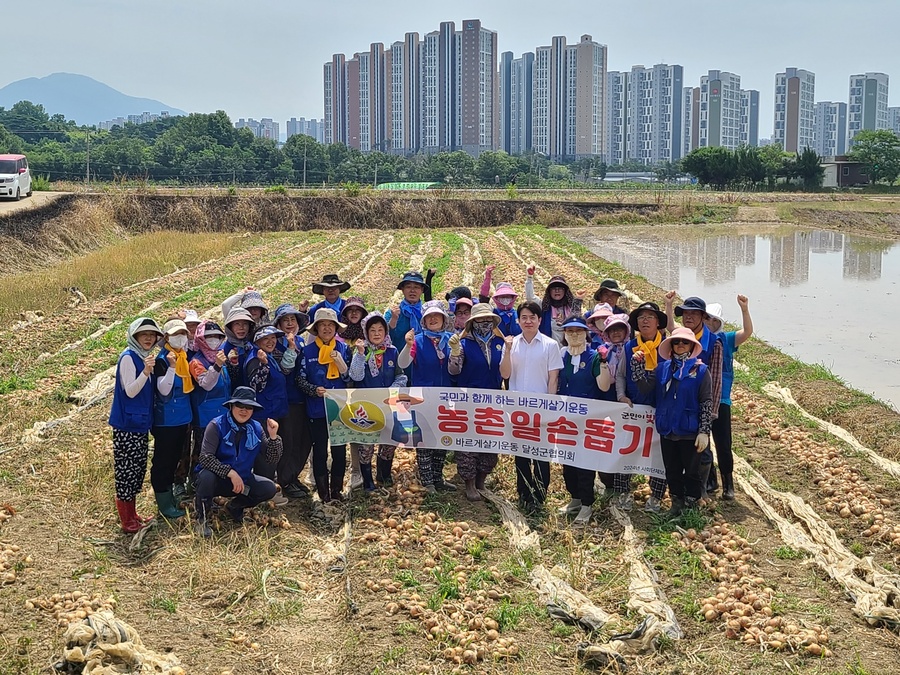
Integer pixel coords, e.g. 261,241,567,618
2,101,899,188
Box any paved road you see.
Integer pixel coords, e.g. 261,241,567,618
0,191,68,216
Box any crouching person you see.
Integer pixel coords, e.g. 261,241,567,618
194,387,283,537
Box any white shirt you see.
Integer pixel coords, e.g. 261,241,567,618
506,331,563,393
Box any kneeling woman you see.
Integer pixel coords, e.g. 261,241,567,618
193,387,282,537
348,313,407,490
448,303,505,501
633,327,713,518
296,308,351,502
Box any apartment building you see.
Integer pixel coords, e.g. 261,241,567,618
740,89,759,147
698,70,742,150
624,63,684,165
499,51,534,155
606,70,629,165
889,106,900,136
848,72,889,146
774,68,816,152
814,101,847,157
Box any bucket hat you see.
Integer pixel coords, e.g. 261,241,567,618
420,300,452,331
586,303,614,330
546,275,570,291
629,302,668,331
658,326,703,361
252,324,285,343
308,307,347,334
223,386,264,410
312,274,351,295
593,279,625,302
397,271,426,290
202,321,226,338
464,303,501,331
603,314,631,333
240,290,268,312
341,297,368,320
674,296,708,318
182,309,200,325
705,303,725,332
273,303,309,331
224,307,254,328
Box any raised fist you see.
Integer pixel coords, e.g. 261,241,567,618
405,330,415,346
257,349,268,365
143,355,155,375
166,351,177,367
228,349,239,365
737,294,749,309
526,265,535,276
215,351,228,367
355,339,366,354
266,418,279,439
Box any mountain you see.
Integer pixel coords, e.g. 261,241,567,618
0,73,187,124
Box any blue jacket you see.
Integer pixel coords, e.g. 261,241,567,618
211,414,265,481
299,340,349,419
412,334,452,387
623,339,657,407
109,349,154,433
153,349,193,428
719,331,737,405
696,325,720,367
558,350,602,400
223,340,251,388
456,336,504,389
244,353,289,422
355,345,402,388
654,358,708,438
276,335,305,405
494,308,522,337
190,353,232,428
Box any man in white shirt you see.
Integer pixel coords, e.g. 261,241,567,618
500,301,563,512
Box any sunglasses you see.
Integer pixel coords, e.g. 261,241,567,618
670,339,692,347
233,403,255,411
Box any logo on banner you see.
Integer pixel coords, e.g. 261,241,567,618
440,436,453,447
339,401,386,433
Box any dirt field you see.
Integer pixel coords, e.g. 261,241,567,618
0,198,899,674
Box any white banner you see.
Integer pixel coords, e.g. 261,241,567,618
324,387,664,477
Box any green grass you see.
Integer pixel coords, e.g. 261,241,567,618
775,545,807,560
149,595,178,613
31,174,52,191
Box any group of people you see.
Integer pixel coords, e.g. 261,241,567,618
109,264,753,536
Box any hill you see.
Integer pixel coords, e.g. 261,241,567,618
0,72,187,124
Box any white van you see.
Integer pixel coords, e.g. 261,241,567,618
0,154,32,200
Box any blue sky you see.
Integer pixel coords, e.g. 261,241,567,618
14,0,900,137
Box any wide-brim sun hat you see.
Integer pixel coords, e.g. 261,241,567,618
397,271,426,290
658,326,703,361
593,279,625,302
223,386,264,410
273,303,309,330
420,300,452,331
629,302,668,331
705,303,725,332
546,275,570,292
240,290,269,312
491,282,519,301
463,303,501,331
202,321,226,338
674,296,708,318
163,319,189,335
182,309,200,325
586,303,614,330
224,307,255,328
308,307,347,334
312,274,351,295
130,317,164,337
341,297,368,320
383,392,425,406
603,314,631,333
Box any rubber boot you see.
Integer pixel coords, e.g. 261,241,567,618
349,445,363,490
315,475,331,503
432,452,456,491
115,499,142,534
475,471,488,491
464,478,482,502
683,496,700,512
699,463,712,500
359,463,376,492
706,463,719,494
330,471,345,502
155,490,186,519
666,496,686,520
376,458,394,487
722,473,735,501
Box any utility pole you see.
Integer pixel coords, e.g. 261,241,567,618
303,143,308,188
373,163,378,187
85,129,91,187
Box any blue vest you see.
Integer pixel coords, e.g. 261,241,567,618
719,331,737,405
310,298,346,319
623,339,657,407
276,336,305,405
559,350,602,400
211,414,264,481
109,349,154,433
190,353,232,428
244,355,289,422
456,336,504,389
224,340,250,388
153,349,193,428
411,334,452,387
301,340,348,419
696,326,719,367
494,308,522,337
654,358,708,438
357,345,401,388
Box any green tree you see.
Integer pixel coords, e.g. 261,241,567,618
848,129,900,184
475,151,517,185
789,147,825,190
735,145,766,188
682,147,737,188
282,133,328,184
0,123,25,153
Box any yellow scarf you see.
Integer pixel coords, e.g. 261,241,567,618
171,349,194,394
636,331,662,371
316,337,340,379
694,327,705,340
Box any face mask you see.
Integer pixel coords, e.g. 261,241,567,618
206,337,223,350
168,335,188,351
495,296,514,310
565,332,587,349
473,321,494,339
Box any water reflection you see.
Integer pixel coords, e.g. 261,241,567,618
567,226,900,410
